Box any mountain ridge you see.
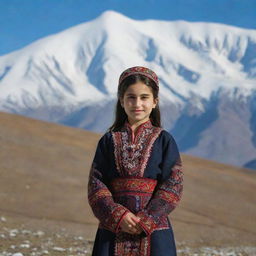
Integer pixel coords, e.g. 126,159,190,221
0,10,256,169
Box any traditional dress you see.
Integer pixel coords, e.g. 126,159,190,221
88,118,184,256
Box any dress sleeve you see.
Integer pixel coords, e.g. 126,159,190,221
87,133,130,233
136,133,184,236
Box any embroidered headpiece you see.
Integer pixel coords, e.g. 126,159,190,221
118,66,159,87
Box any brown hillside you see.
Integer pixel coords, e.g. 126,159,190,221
0,111,255,248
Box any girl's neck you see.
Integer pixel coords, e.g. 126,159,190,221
127,117,150,132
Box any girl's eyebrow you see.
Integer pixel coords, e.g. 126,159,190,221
126,93,151,96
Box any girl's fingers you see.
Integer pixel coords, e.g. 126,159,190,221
120,212,143,234
131,216,140,223
128,213,140,225
121,225,143,235
128,223,143,234
127,219,137,227
125,214,137,226
123,219,135,227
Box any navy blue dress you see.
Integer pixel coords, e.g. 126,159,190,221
87,119,183,256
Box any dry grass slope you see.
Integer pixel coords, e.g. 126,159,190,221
0,111,255,254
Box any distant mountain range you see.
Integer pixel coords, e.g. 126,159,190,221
0,10,255,169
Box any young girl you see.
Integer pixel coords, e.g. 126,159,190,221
87,66,184,256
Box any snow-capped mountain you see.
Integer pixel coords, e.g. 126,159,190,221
0,11,256,169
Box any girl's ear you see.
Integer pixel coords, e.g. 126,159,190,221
120,97,124,108
153,97,159,108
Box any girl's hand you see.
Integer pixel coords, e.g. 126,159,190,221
120,212,143,235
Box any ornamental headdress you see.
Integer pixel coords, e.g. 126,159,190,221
118,66,159,88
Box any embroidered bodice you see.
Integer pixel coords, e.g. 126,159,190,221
111,119,163,177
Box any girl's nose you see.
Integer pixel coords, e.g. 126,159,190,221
134,98,142,106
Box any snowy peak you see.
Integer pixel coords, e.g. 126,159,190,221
95,10,131,23
178,24,256,76
0,10,256,110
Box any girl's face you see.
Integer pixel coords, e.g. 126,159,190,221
120,81,158,126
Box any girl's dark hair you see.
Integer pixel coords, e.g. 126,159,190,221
108,74,161,132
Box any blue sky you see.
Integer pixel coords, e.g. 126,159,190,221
1,0,256,56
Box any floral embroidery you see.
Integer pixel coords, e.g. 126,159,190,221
136,159,184,233
110,176,157,195
110,177,159,256
118,66,159,87
88,162,129,233
115,232,151,256
112,119,163,177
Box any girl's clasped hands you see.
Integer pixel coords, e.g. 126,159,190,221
120,212,144,235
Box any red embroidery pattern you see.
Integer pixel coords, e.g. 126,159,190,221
112,119,163,177
136,160,184,234
98,206,130,233
115,232,151,256
153,162,184,208
110,177,157,195
118,66,159,87
88,162,130,233
110,177,158,256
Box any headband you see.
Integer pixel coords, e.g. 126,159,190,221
118,66,159,87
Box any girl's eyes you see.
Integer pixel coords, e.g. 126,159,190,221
128,96,148,99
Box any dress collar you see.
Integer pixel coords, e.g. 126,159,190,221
124,118,153,134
